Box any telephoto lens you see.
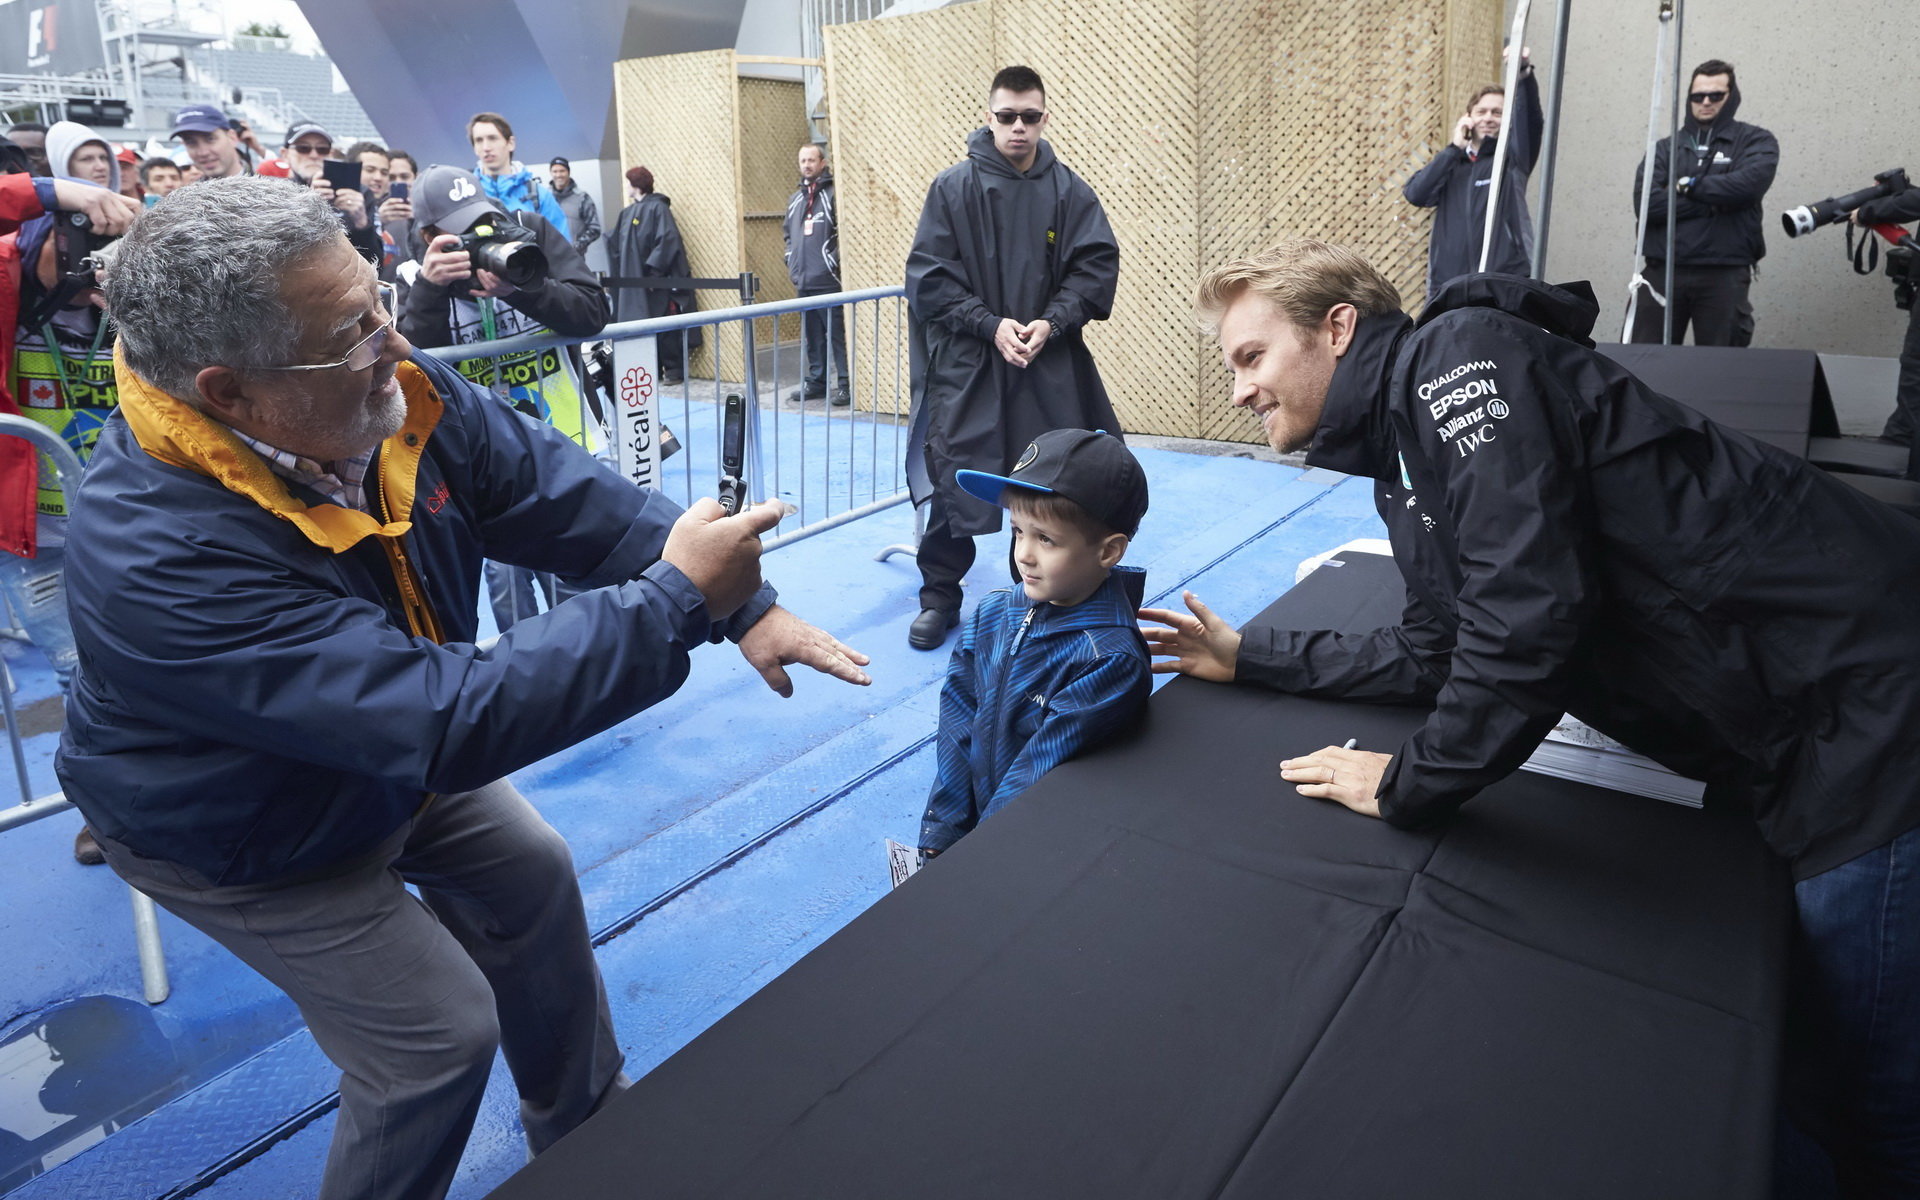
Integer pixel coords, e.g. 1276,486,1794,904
475,240,546,287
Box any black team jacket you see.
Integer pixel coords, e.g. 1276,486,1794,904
1236,273,1920,880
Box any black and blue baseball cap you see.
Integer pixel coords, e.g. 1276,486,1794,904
957,428,1148,537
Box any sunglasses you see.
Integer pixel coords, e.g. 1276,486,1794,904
991,109,1046,126
1687,90,1728,104
290,142,331,155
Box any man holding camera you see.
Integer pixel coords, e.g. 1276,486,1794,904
279,123,382,267
399,165,607,628
1853,191,1920,480
60,175,868,1200
1629,59,1779,346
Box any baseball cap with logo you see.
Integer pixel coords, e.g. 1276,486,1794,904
411,164,503,235
282,122,332,150
957,428,1149,537
170,103,230,137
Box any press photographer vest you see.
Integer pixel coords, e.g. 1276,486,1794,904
7,305,115,517
446,295,596,451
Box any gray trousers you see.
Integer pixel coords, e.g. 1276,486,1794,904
98,779,627,1200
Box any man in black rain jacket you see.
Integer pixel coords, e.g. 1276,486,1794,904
1629,59,1779,346
903,64,1121,650
1149,239,1920,1193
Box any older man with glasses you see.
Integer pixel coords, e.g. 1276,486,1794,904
57,177,870,1200
281,121,383,266
903,63,1122,650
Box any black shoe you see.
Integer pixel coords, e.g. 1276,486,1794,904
909,607,959,650
74,827,105,866
661,371,684,386
787,387,826,405
830,387,851,408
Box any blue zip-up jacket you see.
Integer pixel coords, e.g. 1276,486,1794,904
476,160,572,243
55,349,772,887
919,566,1150,854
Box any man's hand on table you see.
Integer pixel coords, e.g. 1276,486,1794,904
1281,746,1393,818
737,603,872,697
1139,590,1240,682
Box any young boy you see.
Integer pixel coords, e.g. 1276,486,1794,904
918,429,1152,859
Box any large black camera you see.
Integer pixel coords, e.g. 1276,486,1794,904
23,211,119,327
1889,243,1918,311
1780,167,1910,238
457,219,546,289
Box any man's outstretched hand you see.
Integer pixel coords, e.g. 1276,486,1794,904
737,604,872,697
1139,590,1241,682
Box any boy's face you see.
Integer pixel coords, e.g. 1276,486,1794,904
1007,496,1125,607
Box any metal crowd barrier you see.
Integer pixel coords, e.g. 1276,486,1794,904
0,415,169,1005
421,285,914,554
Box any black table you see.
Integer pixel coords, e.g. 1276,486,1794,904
493,553,1791,1200
1597,342,1826,456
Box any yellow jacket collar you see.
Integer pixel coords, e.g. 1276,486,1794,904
113,347,443,553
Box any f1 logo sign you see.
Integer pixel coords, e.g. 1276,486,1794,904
28,7,59,67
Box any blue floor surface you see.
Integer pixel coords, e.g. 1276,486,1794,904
0,399,1386,1199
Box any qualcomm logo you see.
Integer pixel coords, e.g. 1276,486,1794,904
448,177,477,203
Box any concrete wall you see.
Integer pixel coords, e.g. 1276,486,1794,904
1519,0,1917,357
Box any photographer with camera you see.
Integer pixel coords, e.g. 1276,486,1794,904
400,165,608,629
1629,59,1779,346
1851,183,1920,478
5,130,140,863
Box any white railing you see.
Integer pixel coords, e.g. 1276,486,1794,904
421,286,914,554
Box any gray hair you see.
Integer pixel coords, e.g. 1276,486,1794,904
107,176,347,402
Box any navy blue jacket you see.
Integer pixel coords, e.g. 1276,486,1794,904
919,567,1150,854
56,351,771,886
1403,69,1544,303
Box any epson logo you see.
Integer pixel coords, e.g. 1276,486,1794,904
1427,376,1498,421
1417,360,1498,402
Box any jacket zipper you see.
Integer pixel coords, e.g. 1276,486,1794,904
370,451,445,645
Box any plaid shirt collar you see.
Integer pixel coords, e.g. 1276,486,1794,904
227,428,375,515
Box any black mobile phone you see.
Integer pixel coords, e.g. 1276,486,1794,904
320,159,363,192
718,394,747,515
388,179,409,201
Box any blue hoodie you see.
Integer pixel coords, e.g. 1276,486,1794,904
920,566,1150,853
476,160,572,242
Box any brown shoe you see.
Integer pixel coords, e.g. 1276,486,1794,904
73,826,105,866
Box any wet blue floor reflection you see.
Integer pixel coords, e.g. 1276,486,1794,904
0,996,185,1189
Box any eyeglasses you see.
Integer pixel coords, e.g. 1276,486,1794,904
991,109,1046,126
258,282,396,374
290,141,331,155
1687,90,1728,104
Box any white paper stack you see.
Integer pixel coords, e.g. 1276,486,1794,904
1520,716,1707,808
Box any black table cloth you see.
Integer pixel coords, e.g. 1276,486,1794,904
1596,342,1825,456
492,552,1791,1200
